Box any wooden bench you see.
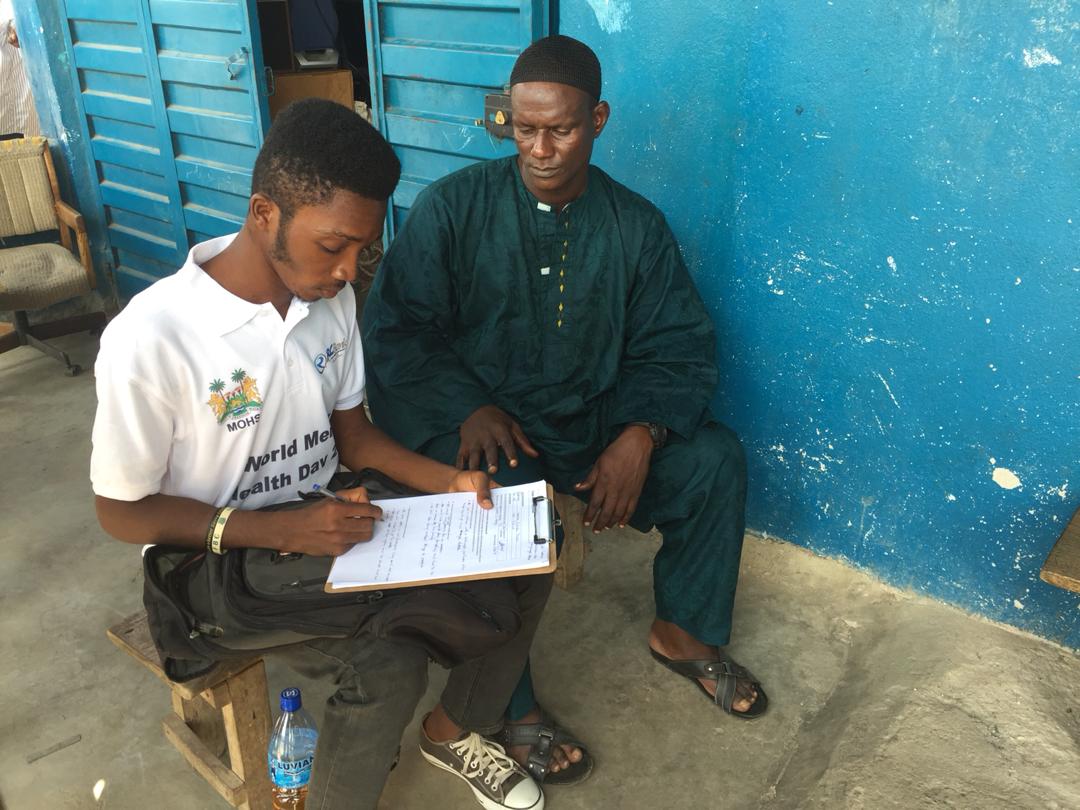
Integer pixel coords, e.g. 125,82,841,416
1041,506,1080,593
553,492,590,590
107,613,273,810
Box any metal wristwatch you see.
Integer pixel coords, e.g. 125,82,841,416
629,422,668,450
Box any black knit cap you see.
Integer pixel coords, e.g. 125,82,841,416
509,35,601,102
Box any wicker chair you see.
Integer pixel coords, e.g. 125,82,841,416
0,137,104,375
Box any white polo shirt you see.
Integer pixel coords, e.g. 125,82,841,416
90,234,365,510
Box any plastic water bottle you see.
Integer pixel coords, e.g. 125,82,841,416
268,687,318,809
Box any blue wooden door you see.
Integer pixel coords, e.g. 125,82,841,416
59,0,268,297
364,0,549,236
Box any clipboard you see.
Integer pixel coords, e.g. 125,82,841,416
324,482,559,593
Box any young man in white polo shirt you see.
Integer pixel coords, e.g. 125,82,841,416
91,100,548,810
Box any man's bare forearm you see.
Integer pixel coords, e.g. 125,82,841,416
331,406,458,493
95,493,286,550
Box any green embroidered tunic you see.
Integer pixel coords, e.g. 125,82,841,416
362,156,718,463
364,157,750,650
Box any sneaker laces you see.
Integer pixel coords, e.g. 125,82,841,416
449,733,518,790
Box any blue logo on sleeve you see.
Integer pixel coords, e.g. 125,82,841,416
313,338,349,374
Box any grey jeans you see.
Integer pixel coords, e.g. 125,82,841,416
271,570,554,810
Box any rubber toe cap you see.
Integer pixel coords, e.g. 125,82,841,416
505,778,543,810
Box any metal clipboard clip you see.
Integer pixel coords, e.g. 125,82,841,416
532,495,561,544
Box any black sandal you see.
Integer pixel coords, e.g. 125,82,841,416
495,709,594,786
650,647,769,719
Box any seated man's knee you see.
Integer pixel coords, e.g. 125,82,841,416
486,572,553,645
670,422,746,489
704,422,747,483
334,641,429,711
516,570,555,614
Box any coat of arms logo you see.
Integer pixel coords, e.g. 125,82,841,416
207,368,263,423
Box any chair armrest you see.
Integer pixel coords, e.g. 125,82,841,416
55,200,86,233
54,200,96,289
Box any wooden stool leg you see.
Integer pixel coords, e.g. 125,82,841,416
171,691,227,758
162,712,244,805
554,493,589,590
108,613,273,808
219,660,273,810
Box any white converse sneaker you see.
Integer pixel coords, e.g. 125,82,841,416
420,723,544,810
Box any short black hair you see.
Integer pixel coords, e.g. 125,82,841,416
251,99,401,221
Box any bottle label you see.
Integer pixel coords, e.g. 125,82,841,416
269,754,313,789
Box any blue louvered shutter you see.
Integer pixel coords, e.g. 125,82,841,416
59,0,269,297
364,0,549,236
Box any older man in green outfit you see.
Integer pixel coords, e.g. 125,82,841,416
362,34,768,784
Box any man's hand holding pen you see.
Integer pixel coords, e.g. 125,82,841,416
278,486,384,557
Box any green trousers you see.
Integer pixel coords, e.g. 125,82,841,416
421,421,748,718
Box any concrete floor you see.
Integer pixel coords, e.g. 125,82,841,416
2,333,1079,810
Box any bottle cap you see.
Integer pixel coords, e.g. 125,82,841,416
280,687,302,712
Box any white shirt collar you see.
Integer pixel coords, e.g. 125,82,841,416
182,233,310,337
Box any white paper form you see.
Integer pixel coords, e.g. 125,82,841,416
326,480,553,590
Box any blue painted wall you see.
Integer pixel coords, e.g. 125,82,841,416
561,0,1080,646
